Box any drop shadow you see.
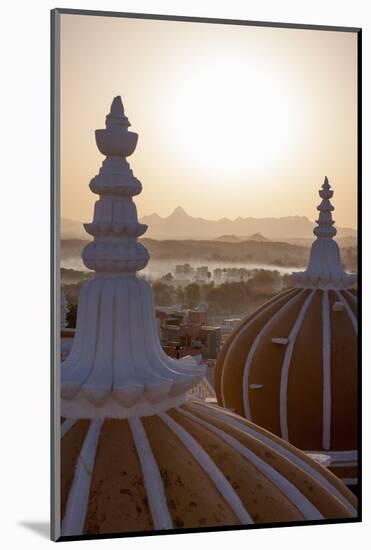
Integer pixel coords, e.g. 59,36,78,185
18,521,50,539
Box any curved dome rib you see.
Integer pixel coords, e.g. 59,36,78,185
60,401,356,536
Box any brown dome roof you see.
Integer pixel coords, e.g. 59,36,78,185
215,178,358,487
61,400,356,537
215,287,358,484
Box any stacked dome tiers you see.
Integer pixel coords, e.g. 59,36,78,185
61,97,205,417
61,401,356,536
215,179,358,487
60,101,357,538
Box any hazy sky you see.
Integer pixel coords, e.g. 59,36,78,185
60,14,358,228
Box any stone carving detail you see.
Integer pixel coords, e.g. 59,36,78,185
61,97,204,418
292,177,357,289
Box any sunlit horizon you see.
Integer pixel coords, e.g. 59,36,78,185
60,15,357,229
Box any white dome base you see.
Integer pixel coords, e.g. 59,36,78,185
61,276,205,418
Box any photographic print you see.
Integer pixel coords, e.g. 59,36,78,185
52,9,360,542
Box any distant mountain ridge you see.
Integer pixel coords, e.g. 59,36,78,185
140,206,356,240
62,206,356,241
215,233,269,243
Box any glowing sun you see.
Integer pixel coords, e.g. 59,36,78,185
166,53,300,182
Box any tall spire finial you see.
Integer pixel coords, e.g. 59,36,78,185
292,177,357,289
105,95,130,128
82,95,147,273
61,96,204,419
110,95,124,116
313,176,337,240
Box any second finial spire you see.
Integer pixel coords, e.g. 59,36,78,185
292,177,357,289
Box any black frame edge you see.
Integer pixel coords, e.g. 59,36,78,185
51,7,61,543
53,7,361,33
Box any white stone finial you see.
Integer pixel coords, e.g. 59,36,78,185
61,96,205,418
82,96,147,273
292,177,357,290
110,95,125,116
105,95,130,128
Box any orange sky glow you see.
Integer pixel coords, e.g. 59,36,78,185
60,14,358,229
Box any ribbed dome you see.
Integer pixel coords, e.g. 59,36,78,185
215,179,358,487
61,400,356,536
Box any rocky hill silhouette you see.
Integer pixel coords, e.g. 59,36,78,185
62,206,356,241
